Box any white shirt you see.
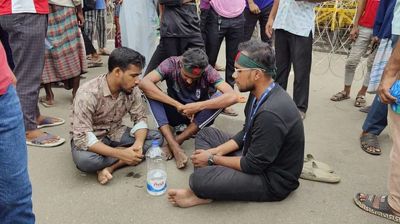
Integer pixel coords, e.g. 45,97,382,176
273,0,317,37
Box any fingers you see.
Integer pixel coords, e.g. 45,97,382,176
379,90,397,104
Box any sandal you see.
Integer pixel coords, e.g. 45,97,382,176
26,132,65,147
354,193,400,223
355,95,366,107
360,133,381,155
37,116,65,129
330,91,350,101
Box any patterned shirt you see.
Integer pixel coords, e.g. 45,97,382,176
71,74,147,150
272,0,317,37
156,56,224,104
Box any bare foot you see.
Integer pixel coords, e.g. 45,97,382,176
167,189,212,208
169,145,188,169
162,145,174,160
97,167,113,185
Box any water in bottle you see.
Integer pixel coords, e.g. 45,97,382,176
146,140,167,196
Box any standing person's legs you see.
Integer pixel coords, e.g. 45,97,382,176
0,86,35,224
84,10,96,42
205,9,225,68
242,8,259,42
274,29,292,90
360,95,387,155
290,32,313,113
362,95,388,135
224,15,245,87
258,5,272,44
0,28,14,69
0,14,46,131
145,37,179,75
343,27,373,94
388,109,400,214
96,9,108,52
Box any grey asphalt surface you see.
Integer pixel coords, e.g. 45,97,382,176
29,46,394,224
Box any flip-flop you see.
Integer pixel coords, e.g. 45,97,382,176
300,162,340,183
39,96,54,108
222,107,238,117
26,132,65,147
303,154,334,173
37,117,65,129
354,193,400,223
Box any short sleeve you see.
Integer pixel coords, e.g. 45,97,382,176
204,65,224,87
155,57,179,81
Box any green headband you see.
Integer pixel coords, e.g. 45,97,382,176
235,52,277,79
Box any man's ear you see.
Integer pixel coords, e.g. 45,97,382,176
112,67,123,77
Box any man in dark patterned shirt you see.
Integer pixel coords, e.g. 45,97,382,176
139,48,238,169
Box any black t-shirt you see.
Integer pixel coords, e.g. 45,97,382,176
232,85,305,200
159,1,202,37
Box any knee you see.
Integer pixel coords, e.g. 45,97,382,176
194,127,214,144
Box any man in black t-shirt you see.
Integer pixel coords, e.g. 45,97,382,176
167,40,304,208
144,0,204,75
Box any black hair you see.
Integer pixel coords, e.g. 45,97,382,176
108,47,146,72
238,40,276,76
181,48,209,70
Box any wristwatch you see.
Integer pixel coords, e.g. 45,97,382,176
207,153,215,166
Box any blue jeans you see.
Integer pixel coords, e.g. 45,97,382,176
0,85,35,224
362,35,400,135
362,95,387,135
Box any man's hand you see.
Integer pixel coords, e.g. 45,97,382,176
117,148,143,166
378,82,397,104
266,18,274,38
114,0,123,4
191,149,212,168
180,102,204,117
77,11,84,27
128,142,144,156
349,26,359,41
371,36,380,45
249,2,261,14
10,71,17,86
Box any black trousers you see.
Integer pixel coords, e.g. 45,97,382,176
190,127,280,202
0,27,15,69
82,28,96,55
243,5,272,44
144,36,204,75
204,8,245,87
274,29,313,113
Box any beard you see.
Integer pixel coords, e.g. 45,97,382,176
120,87,133,95
237,82,254,93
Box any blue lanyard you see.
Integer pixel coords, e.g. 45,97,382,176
243,82,275,142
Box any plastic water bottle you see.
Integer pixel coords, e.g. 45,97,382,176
146,140,167,196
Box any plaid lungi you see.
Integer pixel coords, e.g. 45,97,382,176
42,4,87,84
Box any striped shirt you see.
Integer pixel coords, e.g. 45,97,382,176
0,0,49,15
